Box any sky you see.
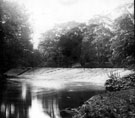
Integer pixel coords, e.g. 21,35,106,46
9,0,133,48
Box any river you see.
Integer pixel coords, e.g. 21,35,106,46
0,68,133,118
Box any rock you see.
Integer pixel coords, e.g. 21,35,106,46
73,89,135,118
105,73,135,91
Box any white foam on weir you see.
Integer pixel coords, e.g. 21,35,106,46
13,68,134,89
28,79,65,90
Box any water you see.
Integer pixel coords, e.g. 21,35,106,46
0,68,132,118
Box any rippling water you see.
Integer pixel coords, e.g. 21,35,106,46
0,68,132,118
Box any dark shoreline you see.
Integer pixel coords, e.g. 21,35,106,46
68,73,135,118
72,89,135,118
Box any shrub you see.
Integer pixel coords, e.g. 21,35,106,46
105,72,135,91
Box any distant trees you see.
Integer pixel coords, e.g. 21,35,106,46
39,5,134,68
59,26,84,66
0,0,42,73
1,0,134,73
81,17,113,67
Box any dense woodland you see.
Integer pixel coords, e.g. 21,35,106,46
0,0,134,74
39,2,134,68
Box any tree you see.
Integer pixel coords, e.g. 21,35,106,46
80,16,113,67
38,1,134,68
0,0,35,73
39,21,83,67
39,28,62,67
80,23,97,67
110,12,134,67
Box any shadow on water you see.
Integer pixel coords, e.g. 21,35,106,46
0,77,105,118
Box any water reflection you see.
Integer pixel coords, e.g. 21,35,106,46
0,79,62,118
29,93,61,118
0,80,31,118
0,78,104,118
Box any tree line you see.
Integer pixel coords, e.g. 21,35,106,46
39,2,134,68
0,0,134,75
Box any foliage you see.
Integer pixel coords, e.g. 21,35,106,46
39,22,85,67
39,28,63,67
38,1,134,68
110,10,134,67
0,0,42,73
72,71,135,118
73,89,135,118
105,72,135,91
39,20,114,67
86,17,113,67
59,26,84,66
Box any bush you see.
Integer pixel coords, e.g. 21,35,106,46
105,72,135,91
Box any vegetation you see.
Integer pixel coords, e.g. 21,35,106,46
0,0,134,117
38,2,134,68
0,0,134,73
72,89,135,118
71,73,135,118
0,0,42,74
105,72,135,91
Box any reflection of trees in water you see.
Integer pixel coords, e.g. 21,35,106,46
0,81,62,118
37,92,61,118
0,82,31,118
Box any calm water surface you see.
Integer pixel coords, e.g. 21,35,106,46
0,68,112,118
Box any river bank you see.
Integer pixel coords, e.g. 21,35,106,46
71,72,135,118
1,68,134,118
